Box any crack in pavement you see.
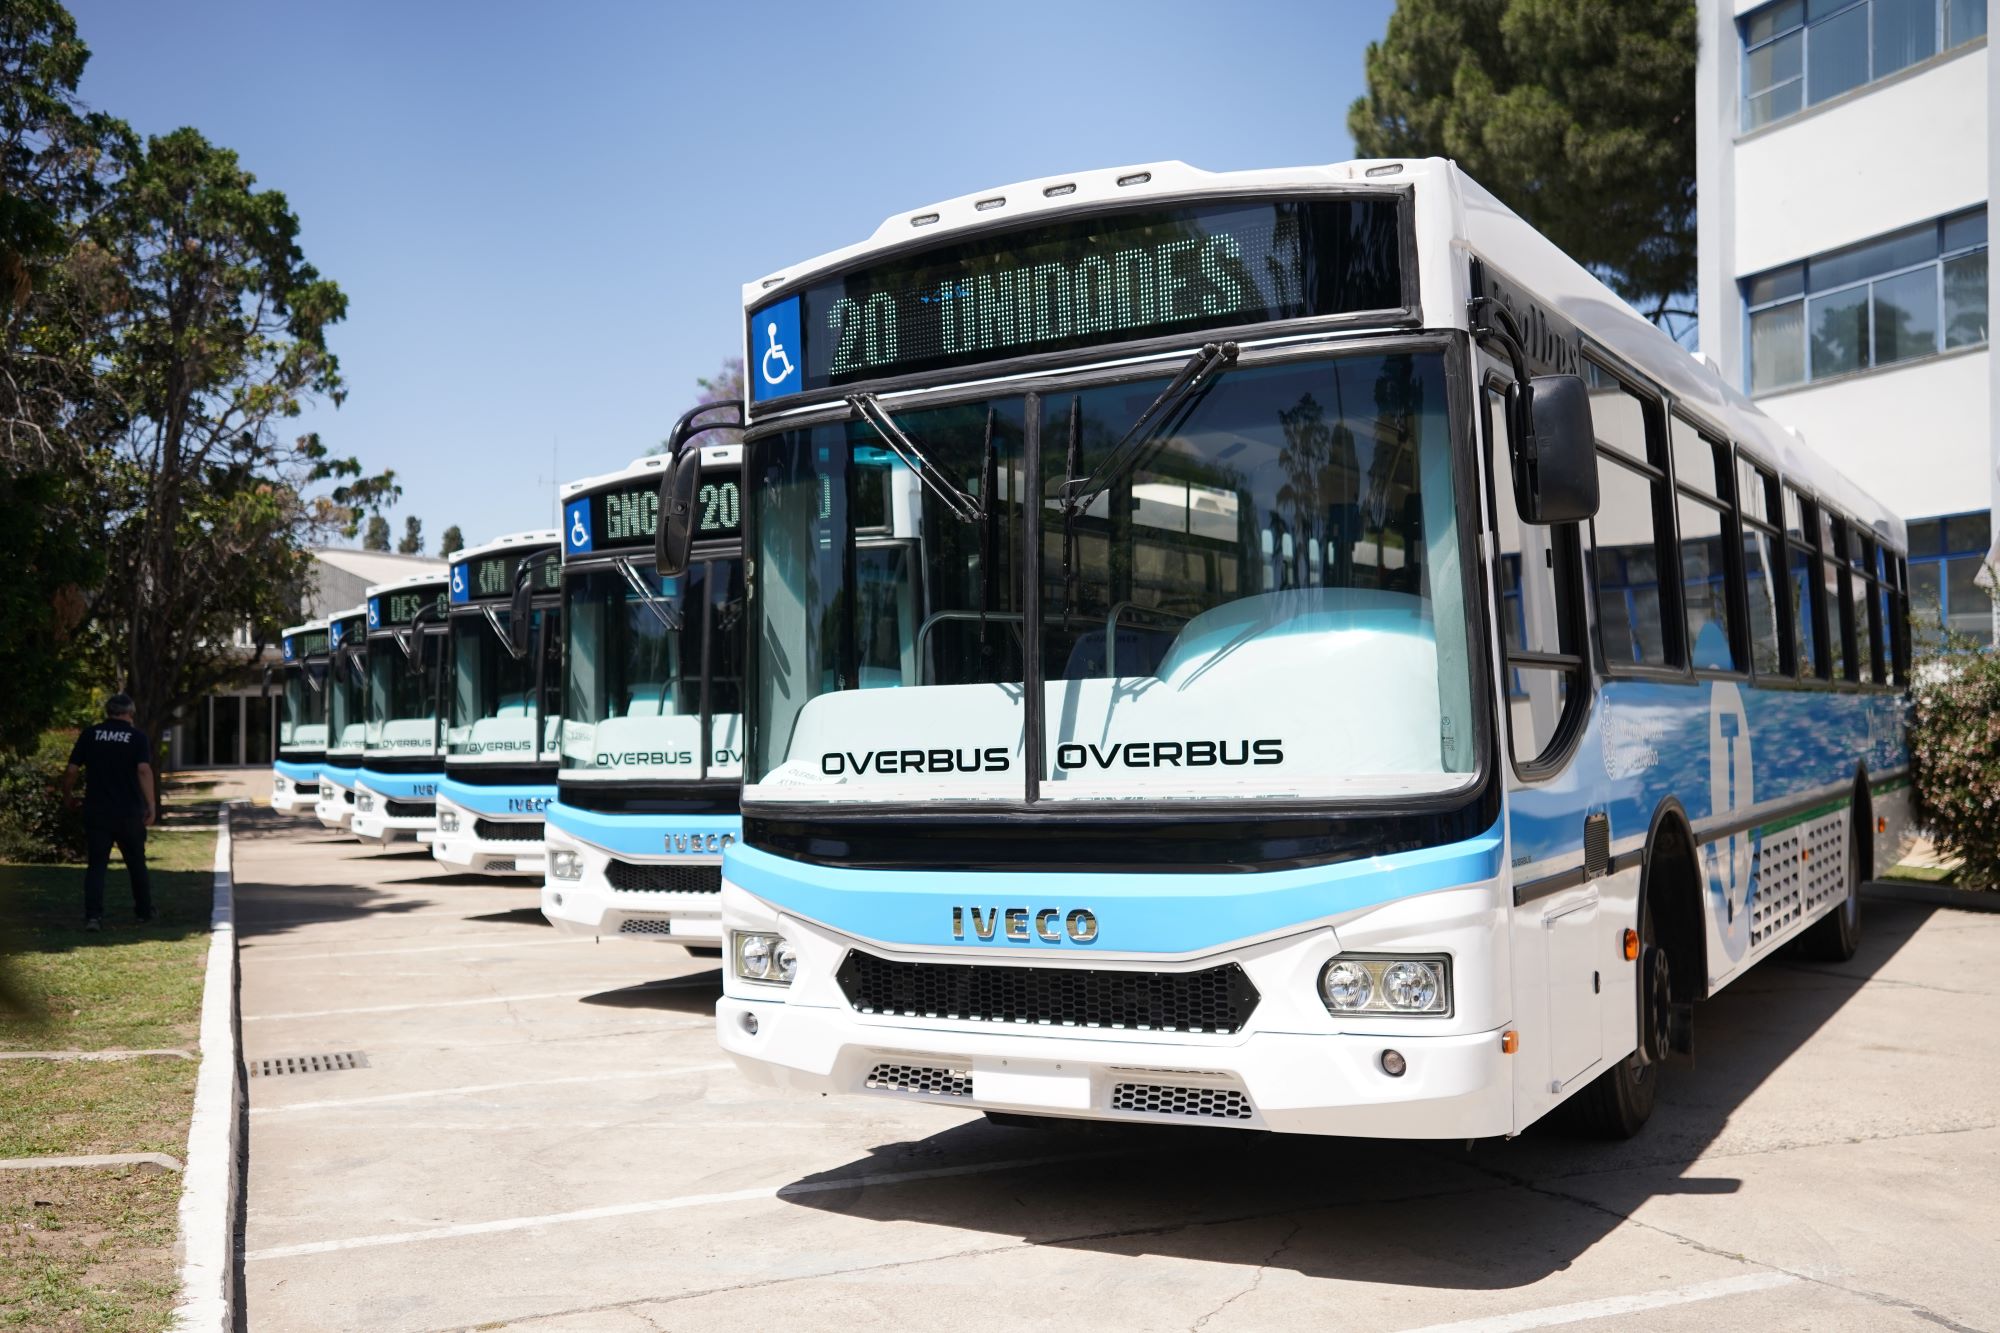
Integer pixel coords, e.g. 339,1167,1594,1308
1188,1219,1302,1331
1455,1154,1985,1333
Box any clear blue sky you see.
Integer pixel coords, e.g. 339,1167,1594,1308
71,0,1396,548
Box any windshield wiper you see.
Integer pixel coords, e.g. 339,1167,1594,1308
847,392,985,523
481,604,526,660
616,556,683,634
1056,340,1237,619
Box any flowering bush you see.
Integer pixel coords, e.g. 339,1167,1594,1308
1909,643,2000,889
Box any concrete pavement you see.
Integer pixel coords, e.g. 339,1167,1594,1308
231,803,2000,1332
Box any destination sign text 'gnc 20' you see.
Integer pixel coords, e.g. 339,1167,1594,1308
750,195,1403,398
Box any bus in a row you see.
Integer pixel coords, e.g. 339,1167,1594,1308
654,155,1919,1139
270,618,330,815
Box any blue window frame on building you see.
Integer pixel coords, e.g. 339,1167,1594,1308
1906,511,1995,647
1743,207,1987,393
1742,0,1988,131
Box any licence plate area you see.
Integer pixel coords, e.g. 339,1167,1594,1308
973,1059,1092,1110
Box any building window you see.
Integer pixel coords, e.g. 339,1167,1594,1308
1907,510,1995,646
1741,0,1988,131
1744,208,1988,392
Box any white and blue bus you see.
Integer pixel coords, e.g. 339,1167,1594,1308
540,439,747,950
271,618,331,816
351,572,449,845
689,158,1916,1139
431,530,564,877
314,605,369,833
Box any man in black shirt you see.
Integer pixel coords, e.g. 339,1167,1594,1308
61,694,157,930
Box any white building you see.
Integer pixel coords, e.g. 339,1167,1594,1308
167,547,446,769
1696,0,1994,643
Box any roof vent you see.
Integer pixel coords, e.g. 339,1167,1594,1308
1116,171,1151,188
975,196,1006,212
1365,163,1404,177
1044,182,1076,197
911,212,940,228
760,276,785,289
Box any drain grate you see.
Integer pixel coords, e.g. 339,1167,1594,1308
251,1052,367,1077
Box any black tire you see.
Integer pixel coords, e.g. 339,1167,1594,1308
1564,897,1662,1140
1798,799,1865,962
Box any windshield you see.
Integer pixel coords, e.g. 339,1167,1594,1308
365,631,442,756
328,647,366,755
561,556,744,781
746,348,1476,803
279,662,328,752
448,608,561,762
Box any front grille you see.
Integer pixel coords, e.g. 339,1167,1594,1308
866,1063,972,1097
385,799,432,819
474,818,542,842
605,861,723,894
836,953,1260,1034
618,918,673,935
483,858,516,873
1110,1082,1254,1120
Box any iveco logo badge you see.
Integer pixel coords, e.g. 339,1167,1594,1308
663,832,732,854
951,906,1098,944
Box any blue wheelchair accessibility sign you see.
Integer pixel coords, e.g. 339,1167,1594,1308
565,497,593,555
367,598,381,628
751,296,802,402
449,563,469,604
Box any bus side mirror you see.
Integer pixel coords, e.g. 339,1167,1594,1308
1512,374,1599,525
655,450,702,578
261,665,272,699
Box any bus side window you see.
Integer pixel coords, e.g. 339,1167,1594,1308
1668,415,1740,673
1484,379,1583,772
1784,485,1826,679
1734,454,1786,676
1585,361,1676,670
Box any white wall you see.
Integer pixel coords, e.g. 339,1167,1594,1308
1750,348,1991,517
1732,47,1989,276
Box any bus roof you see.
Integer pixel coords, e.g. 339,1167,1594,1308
280,617,330,638
453,529,560,563
743,155,1902,549
558,443,742,499
362,570,449,599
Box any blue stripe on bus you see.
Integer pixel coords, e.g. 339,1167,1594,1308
722,822,1503,956
356,768,442,801
545,800,741,856
274,759,321,785
438,775,555,817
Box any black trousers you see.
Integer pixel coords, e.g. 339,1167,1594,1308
83,815,152,921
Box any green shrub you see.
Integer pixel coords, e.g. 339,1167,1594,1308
1909,644,2000,889
0,731,86,863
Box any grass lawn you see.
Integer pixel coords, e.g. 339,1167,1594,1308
1883,862,1961,884
0,803,220,1332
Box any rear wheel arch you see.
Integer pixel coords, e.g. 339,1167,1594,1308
1640,798,1707,1003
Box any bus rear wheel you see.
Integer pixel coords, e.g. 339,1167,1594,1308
1564,898,1662,1140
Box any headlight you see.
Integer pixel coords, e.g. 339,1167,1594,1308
437,810,460,833
1318,955,1451,1016
733,931,795,986
356,793,374,813
549,849,583,880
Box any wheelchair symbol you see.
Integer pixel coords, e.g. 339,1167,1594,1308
569,510,589,548
760,321,795,387
450,567,465,594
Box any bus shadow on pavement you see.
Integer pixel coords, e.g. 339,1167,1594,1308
776,896,1938,1291
579,971,723,1014
462,906,550,926
231,809,490,941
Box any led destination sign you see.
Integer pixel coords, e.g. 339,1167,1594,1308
751,195,1405,398
287,630,330,658
459,550,561,602
376,589,446,628
580,469,742,552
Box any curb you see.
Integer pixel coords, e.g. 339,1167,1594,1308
1863,879,2000,914
171,801,243,1332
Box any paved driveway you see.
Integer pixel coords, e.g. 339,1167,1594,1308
232,809,1998,1332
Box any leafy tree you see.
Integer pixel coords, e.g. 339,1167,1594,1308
84,127,393,749
1349,0,1696,326
439,524,463,557
363,514,390,550
655,356,743,453
397,514,423,554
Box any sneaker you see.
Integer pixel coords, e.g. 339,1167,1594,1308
84,918,102,932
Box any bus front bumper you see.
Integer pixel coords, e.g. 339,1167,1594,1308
314,779,355,831
716,998,1512,1139
539,823,721,946
270,773,317,814
431,799,545,877
350,791,433,844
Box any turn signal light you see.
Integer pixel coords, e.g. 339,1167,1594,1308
1622,928,1640,962
1501,1030,1518,1055
1877,816,1887,834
